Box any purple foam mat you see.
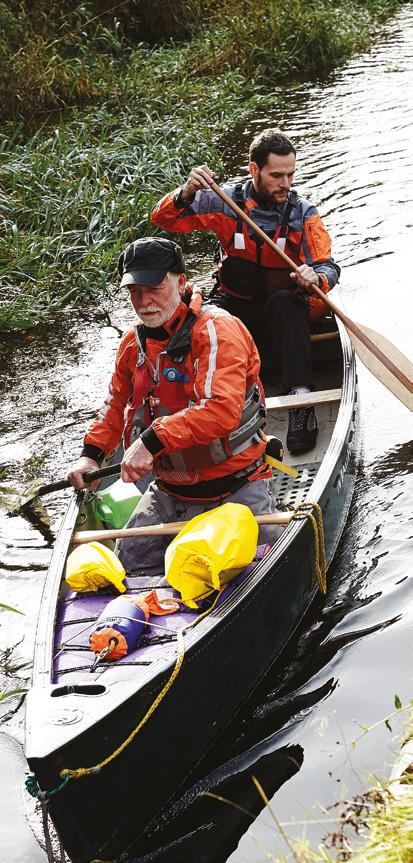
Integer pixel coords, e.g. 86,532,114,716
53,546,270,683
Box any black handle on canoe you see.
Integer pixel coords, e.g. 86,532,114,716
34,463,122,497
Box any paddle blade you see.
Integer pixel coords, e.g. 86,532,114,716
347,323,413,411
12,477,71,512
9,479,50,512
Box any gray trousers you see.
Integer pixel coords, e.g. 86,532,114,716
117,478,283,579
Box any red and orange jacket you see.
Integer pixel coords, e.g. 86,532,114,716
151,180,340,319
82,291,269,499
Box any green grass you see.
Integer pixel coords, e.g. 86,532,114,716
350,796,413,863
201,701,413,862
349,715,413,863
0,0,403,330
247,707,413,863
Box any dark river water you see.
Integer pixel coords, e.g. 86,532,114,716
1,6,413,862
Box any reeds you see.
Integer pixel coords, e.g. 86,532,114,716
0,0,402,330
0,95,224,329
350,793,413,863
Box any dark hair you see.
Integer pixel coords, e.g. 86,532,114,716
249,129,296,168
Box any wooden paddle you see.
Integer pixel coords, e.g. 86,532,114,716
206,178,413,411
72,510,294,544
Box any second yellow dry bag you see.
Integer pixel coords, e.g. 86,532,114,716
65,541,126,593
165,502,258,608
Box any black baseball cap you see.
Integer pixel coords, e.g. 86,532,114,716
118,237,185,288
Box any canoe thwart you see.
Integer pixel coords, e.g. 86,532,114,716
310,331,339,342
72,511,294,544
266,388,342,411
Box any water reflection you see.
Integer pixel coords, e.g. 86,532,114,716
8,503,56,547
368,439,413,481
128,744,304,863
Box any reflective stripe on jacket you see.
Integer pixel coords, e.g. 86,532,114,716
151,180,340,319
84,295,268,489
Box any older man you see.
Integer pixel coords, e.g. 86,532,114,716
151,128,341,454
68,237,280,577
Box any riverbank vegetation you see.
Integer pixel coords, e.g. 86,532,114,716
247,703,413,862
0,0,403,330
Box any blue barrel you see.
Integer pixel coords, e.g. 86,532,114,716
90,596,148,660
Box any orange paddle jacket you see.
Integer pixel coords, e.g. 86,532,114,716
83,291,270,499
151,181,340,319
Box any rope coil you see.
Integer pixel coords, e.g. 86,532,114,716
293,502,327,594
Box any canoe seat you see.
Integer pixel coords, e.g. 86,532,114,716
310,331,339,342
266,388,342,411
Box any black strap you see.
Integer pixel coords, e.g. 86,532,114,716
166,310,198,360
226,183,246,250
135,323,147,354
234,183,245,209
278,190,297,239
157,458,266,500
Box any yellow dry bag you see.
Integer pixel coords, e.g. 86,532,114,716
65,541,126,593
165,502,258,608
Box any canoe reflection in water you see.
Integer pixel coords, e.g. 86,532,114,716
127,683,340,862
128,741,304,863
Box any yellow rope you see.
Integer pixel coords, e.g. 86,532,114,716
292,502,327,594
60,590,223,782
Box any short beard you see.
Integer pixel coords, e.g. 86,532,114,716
255,172,287,202
139,277,182,328
255,173,273,201
139,308,174,327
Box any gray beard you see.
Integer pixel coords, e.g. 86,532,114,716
138,298,181,328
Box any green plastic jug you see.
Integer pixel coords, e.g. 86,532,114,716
93,479,142,529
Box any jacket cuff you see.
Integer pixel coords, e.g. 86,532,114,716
317,274,329,294
80,443,106,464
173,187,195,210
140,426,165,455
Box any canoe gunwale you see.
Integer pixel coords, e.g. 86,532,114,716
31,491,83,687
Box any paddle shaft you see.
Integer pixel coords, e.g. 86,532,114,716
72,510,293,544
34,463,121,497
208,180,413,395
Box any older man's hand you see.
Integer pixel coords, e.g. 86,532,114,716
67,457,100,490
121,438,154,484
290,264,321,292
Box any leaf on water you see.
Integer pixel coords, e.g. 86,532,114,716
385,719,392,732
0,688,28,702
0,602,24,615
394,694,402,710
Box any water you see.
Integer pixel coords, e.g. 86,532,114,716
1,7,413,861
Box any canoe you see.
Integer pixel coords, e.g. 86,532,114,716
25,306,359,863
